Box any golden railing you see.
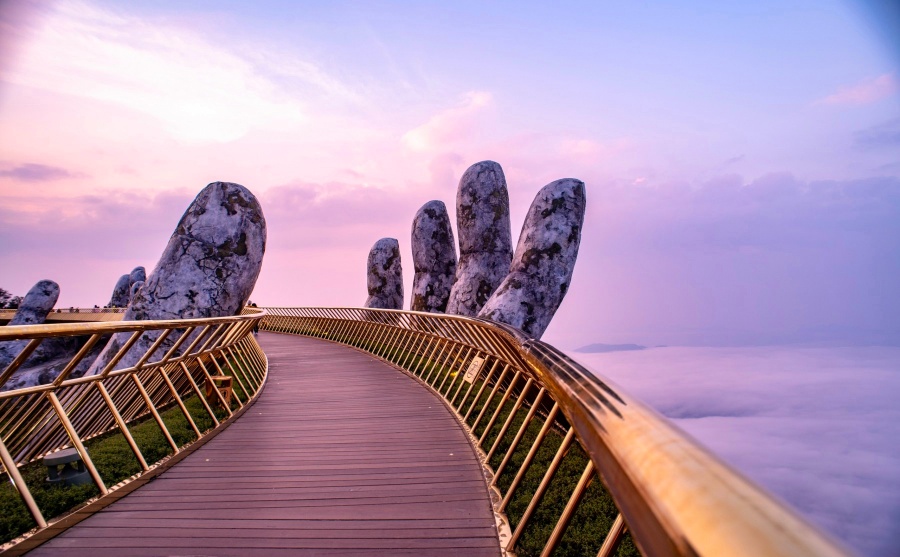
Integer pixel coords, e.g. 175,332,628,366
0,308,126,324
0,308,267,552
261,307,851,557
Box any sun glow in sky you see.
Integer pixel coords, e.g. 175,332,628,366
0,0,898,350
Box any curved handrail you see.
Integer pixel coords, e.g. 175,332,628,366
0,308,268,548
260,307,851,557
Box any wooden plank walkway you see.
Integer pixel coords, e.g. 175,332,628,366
27,332,500,556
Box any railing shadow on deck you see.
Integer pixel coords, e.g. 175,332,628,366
0,308,268,554
261,307,853,557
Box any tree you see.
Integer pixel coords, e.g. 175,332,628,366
0,288,22,310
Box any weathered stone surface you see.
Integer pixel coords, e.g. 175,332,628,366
446,161,513,316
130,281,144,300
6,280,58,327
87,182,267,375
0,280,60,372
478,178,586,340
411,201,457,313
108,274,130,307
129,266,146,289
364,238,403,310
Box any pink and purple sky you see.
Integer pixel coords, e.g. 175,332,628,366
1,0,898,350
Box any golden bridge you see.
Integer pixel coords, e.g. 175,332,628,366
0,307,850,556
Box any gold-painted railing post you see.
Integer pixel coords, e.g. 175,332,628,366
487,377,534,460
471,363,511,432
45,391,109,496
373,323,393,359
443,343,468,389
180,361,219,427
220,351,252,404
209,354,244,408
463,359,500,420
449,352,479,406
425,339,456,387
440,345,470,396
197,359,234,418
506,427,577,551
373,322,393,357
494,387,547,480
130,375,179,453
226,346,259,389
95,381,150,471
400,328,428,370
597,514,626,557
0,435,47,528
540,460,596,557
383,322,402,359
499,403,561,512
479,370,522,444
158,366,202,439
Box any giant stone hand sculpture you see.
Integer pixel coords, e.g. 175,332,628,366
478,178,586,340
364,238,404,310
411,201,457,313
0,280,60,369
88,182,267,375
108,274,130,307
446,161,512,316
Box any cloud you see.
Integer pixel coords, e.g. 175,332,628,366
402,91,493,152
855,117,900,149
540,172,900,350
0,180,429,308
0,163,83,182
0,0,341,143
817,73,899,106
592,173,900,253
572,346,900,557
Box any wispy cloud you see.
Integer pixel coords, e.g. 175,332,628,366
402,91,493,152
855,117,900,148
817,73,899,106
0,1,362,143
0,163,83,182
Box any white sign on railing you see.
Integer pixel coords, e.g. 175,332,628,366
463,356,485,384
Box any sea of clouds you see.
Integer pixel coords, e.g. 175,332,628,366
569,345,900,557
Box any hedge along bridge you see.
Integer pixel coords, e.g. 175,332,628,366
0,307,852,556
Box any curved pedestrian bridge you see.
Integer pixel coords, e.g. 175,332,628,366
27,333,500,556
0,307,851,557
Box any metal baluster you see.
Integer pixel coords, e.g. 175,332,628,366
540,461,595,557
0,435,46,527
499,403,561,511
597,514,626,557
463,360,500,420
506,427,577,551
158,366,201,438
478,370,522,444
131,374,179,453
471,364,511,431
95,381,150,470
487,377,534,461
494,388,547,479
45,391,109,495
179,361,219,427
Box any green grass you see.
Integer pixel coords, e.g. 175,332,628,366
0,393,228,545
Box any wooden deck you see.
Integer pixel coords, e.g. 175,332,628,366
27,332,500,556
